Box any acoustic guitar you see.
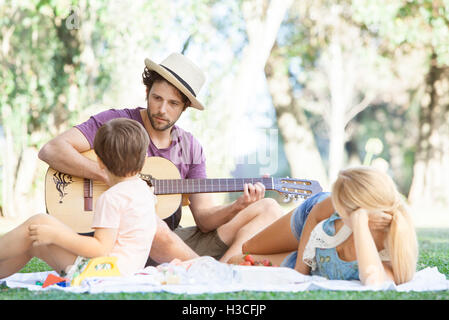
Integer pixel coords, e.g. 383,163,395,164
45,150,322,233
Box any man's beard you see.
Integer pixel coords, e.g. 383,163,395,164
147,108,175,131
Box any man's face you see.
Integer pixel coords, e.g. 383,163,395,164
147,80,186,131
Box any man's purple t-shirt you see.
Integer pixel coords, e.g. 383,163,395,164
75,107,206,179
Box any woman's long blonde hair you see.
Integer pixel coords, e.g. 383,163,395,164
331,166,418,285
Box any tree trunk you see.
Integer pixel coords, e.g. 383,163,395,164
230,0,294,125
408,55,449,207
207,0,293,176
265,47,328,188
1,104,42,218
13,147,40,218
327,39,347,183
1,111,18,217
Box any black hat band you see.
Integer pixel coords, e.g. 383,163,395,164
161,65,196,97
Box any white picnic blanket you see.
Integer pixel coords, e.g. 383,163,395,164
1,257,448,294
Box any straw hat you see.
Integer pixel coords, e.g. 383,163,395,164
144,53,206,110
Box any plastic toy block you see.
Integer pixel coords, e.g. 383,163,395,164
56,281,70,287
42,274,68,288
71,256,121,286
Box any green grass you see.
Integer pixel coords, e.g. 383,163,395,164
0,228,448,300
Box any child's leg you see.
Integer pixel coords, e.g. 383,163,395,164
241,209,298,255
0,214,78,278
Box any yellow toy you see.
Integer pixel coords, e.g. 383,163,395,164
71,256,121,286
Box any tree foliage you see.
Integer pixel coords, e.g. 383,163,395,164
352,0,449,205
0,0,144,216
1,0,448,217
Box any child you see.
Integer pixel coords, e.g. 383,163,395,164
0,118,156,279
228,166,419,286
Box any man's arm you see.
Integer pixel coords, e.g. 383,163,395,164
38,127,108,182
188,183,265,233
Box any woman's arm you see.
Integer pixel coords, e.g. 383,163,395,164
294,197,336,274
351,208,394,286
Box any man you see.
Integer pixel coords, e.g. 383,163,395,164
38,53,282,264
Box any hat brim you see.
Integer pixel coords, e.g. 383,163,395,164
144,58,204,110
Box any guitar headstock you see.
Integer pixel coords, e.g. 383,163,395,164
273,178,323,202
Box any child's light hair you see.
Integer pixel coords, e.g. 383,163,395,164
331,166,418,285
94,118,150,177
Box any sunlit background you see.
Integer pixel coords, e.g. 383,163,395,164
1,0,448,231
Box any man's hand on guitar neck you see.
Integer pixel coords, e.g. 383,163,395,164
233,182,266,212
188,178,268,233
232,173,269,212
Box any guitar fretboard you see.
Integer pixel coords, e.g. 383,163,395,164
151,178,275,195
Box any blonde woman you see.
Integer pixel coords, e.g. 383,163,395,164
228,166,419,286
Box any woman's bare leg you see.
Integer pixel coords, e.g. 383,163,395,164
0,255,33,279
0,214,77,278
242,209,298,255
0,244,77,279
0,217,36,261
29,243,77,275
218,198,283,263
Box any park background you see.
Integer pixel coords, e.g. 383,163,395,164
1,0,449,232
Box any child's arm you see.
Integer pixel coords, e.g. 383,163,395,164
351,208,394,286
29,224,117,258
294,197,336,274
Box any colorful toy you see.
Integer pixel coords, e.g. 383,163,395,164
42,274,69,288
71,256,121,286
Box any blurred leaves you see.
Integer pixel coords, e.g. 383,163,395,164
1,0,449,215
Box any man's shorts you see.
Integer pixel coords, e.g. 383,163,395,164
174,226,229,260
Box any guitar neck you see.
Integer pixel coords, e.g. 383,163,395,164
151,177,275,195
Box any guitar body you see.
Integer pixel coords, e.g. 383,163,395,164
45,150,183,233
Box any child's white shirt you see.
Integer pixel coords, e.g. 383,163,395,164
92,178,156,275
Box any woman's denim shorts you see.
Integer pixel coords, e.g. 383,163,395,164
280,191,330,268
